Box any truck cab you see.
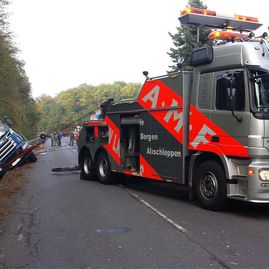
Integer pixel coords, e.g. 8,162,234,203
0,119,30,179
187,38,269,203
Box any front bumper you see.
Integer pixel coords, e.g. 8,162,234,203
247,160,269,202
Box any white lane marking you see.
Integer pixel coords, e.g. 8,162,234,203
120,185,187,234
65,144,77,153
64,142,77,153
121,185,231,268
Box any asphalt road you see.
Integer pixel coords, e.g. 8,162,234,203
1,137,269,269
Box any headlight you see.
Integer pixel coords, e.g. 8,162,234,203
22,142,28,150
259,169,269,181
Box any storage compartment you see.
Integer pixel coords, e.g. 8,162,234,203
120,115,140,171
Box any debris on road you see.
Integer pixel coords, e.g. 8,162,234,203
51,164,80,173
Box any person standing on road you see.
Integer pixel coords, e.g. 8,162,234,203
69,130,75,146
56,131,62,146
50,133,55,147
53,133,57,146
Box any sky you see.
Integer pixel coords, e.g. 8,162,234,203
8,0,269,98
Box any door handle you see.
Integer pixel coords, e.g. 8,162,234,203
211,136,220,142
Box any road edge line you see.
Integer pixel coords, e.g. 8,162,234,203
119,184,188,234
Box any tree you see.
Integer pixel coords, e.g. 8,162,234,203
168,0,211,70
36,82,142,134
0,0,39,139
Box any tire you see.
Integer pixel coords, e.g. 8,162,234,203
19,151,37,166
96,152,114,184
28,152,37,163
80,152,96,180
194,160,227,211
0,169,6,180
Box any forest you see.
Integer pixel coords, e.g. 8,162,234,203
36,82,141,134
0,0,141,138
0,0,38,138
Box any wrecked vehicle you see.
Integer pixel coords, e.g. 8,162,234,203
0,117,39,179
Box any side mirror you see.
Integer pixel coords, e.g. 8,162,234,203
3,115,13,127
190,45,214,67
143,71,149,79
226,77,236,99
227,87,236,99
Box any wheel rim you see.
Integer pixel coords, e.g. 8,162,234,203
83,157,90,174
99,158,108,178
200,171,218,200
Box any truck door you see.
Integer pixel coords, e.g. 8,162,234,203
210,69,250,154
149,113,183,181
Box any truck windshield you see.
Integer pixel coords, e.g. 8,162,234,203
0,121,8,138
251,71,269,112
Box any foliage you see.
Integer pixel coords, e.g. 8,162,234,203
0,0,141,137
36,81,142,134
168,0,211,70
0,1,150,138
0,0,39,139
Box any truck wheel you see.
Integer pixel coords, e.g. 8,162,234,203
80,152,96,180
96,152,114,184
28,152,37,163
0,169,6,180
194,160,227,211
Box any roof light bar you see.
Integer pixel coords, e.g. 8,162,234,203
181,7,216,17
181,8,259,23
235,14,259,23
208,31,248,40
179,7,262,31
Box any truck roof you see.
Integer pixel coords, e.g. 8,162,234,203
196,40,269,73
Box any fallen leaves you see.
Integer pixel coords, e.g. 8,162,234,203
0,164,30,219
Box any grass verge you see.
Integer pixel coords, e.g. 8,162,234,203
0,164,30,219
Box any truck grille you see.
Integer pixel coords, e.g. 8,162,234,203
6,131,11,138
0,138,16,162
